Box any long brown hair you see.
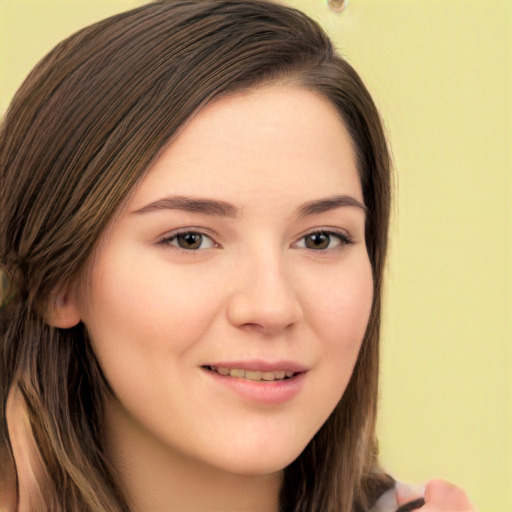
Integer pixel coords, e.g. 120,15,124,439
0,1,392,510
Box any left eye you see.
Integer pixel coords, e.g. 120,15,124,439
161,232,216,251
295,231,350,250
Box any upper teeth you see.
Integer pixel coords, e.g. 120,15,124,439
210,367,295,381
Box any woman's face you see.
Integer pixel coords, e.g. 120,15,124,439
77,86,373,476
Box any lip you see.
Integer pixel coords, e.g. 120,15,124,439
204,359,308,373
201,360,308,405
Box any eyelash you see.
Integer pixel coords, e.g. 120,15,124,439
293,229,353,251
158,229,218,253
158,229,353,253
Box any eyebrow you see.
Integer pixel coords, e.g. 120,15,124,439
131,194,366,218
296,194,367,217
132,196,239,217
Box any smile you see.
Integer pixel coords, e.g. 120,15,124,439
203,364,307,404
205,366,297,381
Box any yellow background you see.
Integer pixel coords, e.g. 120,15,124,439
1,1,510,510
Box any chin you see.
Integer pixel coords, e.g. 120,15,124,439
210,441,307,477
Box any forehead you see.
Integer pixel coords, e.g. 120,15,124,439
129,86,362,210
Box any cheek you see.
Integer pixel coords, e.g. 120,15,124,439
305,254,373,383
310,256,373,345
83,253,223,356
286,254,373,442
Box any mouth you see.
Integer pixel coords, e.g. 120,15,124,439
203,365,300,382
201,362,307,404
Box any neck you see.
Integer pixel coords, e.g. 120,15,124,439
104,398,283,512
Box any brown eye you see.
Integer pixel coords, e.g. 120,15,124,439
294,231,351,251
161,231,216,251
177,233,203,250
304,232,331,250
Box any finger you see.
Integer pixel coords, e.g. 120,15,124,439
422,479,477,511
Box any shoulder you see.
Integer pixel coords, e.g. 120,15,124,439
370,484,399,512
370,481,425,512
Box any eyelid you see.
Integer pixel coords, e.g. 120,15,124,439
157,227,220,251
292,228,353,249
156,226,353,252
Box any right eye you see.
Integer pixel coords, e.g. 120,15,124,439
159,231,217,251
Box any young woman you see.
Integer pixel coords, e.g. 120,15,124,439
0,1,476,511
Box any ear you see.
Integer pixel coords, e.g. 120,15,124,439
45,285,81,329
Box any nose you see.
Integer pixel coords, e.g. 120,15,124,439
226,250,304,335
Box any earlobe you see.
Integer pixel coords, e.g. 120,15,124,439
45,287,81,329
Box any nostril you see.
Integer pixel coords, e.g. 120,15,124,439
225,270,304,333
240,322,296,336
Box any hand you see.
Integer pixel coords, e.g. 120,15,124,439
397,479,478,512
421,479,477,511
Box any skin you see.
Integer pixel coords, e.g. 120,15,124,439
50,86,477,511
61,86,372,511
397,480,477,512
